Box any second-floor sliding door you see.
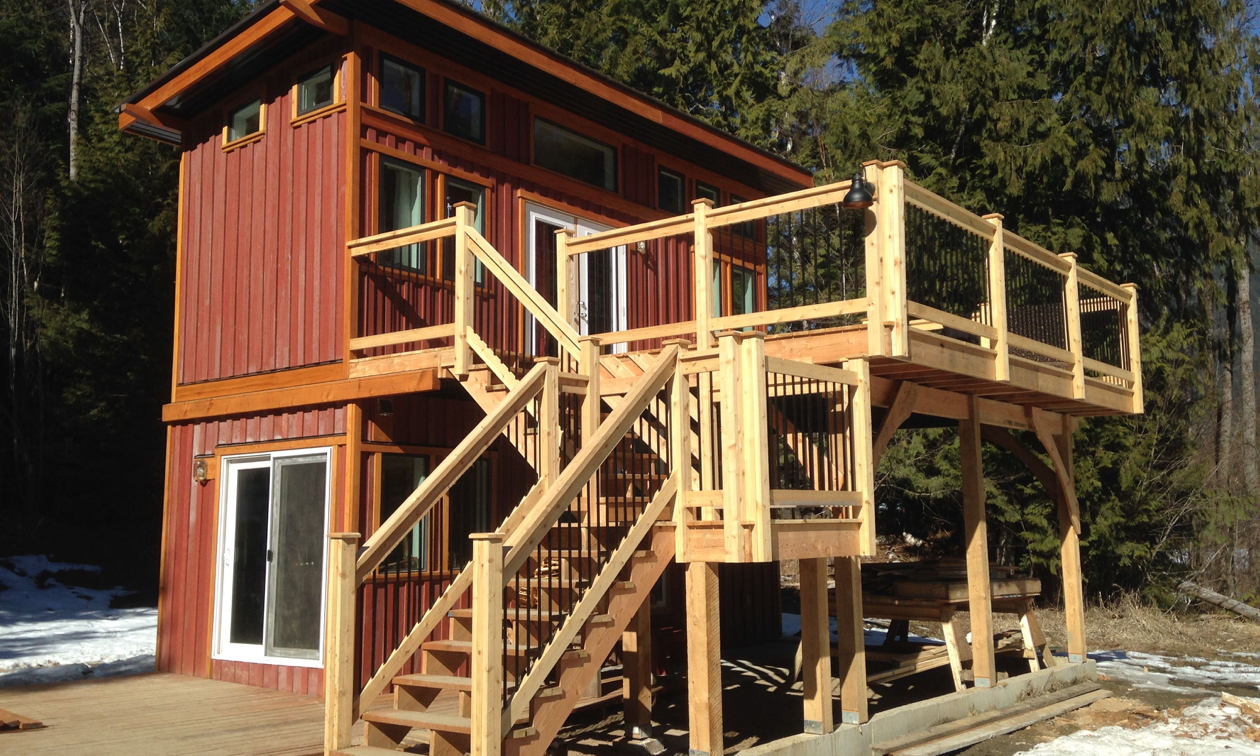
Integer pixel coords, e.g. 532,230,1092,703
524,202,627,356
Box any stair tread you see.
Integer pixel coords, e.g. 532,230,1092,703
361,709,471,734
337,746,415,756
391,673,471,691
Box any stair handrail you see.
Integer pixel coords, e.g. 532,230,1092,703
355,359,552,583
466,227,581,360
504,473,679,727
500,344,681,578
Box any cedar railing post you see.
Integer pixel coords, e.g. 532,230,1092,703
325,531,360,755
453,201,477,377
1121,283,1142,413
863,162,886,357
1061,253,1085,399
556,229,575,332
843,358,877,556
470,532,505,756
668,343,693,560
983,213,1010,381
693,198,716,348
880,162,909,358
739,331,772,562
538,357,561,485
717,332,745,560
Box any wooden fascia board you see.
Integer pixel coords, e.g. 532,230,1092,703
393,0,811,189
162,369,440,422
131,6,300,114
280,0,349,35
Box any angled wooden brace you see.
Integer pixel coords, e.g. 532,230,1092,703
1028,408,1080,533
872,380,919,467
279,0,349,35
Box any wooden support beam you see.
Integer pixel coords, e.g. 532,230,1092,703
324,532,359,754
538,359,561,485
686,561,722,756
1121,283,1143,414
670,350,694,560
1061,253,1086,399
845,358,877,556
881,162,909,357
622,600,653,739
960,396,996,687
864,162,886,357
694,199,715,348
1029,408,1080,533
162,369,440,422
835,555,868,724
117,103,186,142
980,426,1059,501
739,332,773,562
719,334,746,560
872,380,919,467
279,0,348,34
343,401,363,531
470,533,504,756
799,558,833,734
1054,418,1087,663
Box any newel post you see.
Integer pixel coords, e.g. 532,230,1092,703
843,358,877,556
983,213,1010,381
470,532,505,756
863,161,886,357
325,531,360,755
879,162,909,358
537,357,561,485
693,198,716,348
453,201,477,377
556,229,575,332
1061,253,1085,399
1121,283,1143,413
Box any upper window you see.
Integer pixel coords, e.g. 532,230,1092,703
731,265,756,316
534,118,617,192
378,454,431,573
730,194,755,237
227,99,263,143
296,65,336,116
444,80,485,144
380,55,425,121
443,178,487,284
379,158,427,273
696,182,720,206
659,169,685,214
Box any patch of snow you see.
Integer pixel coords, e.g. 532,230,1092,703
1017,694,1260,755
1090,649,1260,694
0,555,156,688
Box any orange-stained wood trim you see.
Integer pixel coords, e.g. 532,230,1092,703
163,370,440,422
120,103,187,133
174,363,349,402
213,435,348,461
344,23,363,366
280,0,348,35
132,7,299,112
388,0,809,188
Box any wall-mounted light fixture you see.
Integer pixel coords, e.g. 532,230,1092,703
193,457,209,485
377,397,395,417
841,170,876,209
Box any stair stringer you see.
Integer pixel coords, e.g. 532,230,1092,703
506,524,677,756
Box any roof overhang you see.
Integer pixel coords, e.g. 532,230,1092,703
120,0,812,193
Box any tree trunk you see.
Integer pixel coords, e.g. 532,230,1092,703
66,0,86,182
1217,297,1235,489
1238,241,1258,494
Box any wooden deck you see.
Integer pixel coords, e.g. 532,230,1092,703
0,673,329,755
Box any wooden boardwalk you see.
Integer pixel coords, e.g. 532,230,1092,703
0,673,328,755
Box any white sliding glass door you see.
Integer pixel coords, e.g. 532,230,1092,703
214,448,331,667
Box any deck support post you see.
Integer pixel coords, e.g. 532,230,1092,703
324,532,360,755
623,599,654,738
685,561,722,756
470,533,505,756
1055,418,1087,663
835,555,868,724
959,396,995,687
799,557,833,734
453,201,477,377
693,198,716,348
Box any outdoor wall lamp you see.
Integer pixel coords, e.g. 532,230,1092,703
841,170,876,209
377,398,395,417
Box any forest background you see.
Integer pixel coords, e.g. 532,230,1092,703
1,0,1257,607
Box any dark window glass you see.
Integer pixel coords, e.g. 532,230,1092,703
659,169,685,214
534,118,617,192
442,179,486,283
732,266,755,316
296,65,336,115
379,158,426,272
379,455,431,573
265,456,327,658
381,55,425,121
730,194,755,237
444,80,485,144
447,458,493,567
227,99,262,142
696,182,720,205
229,466,270,645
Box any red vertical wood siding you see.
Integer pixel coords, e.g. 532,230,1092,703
178,56,346,386
160,406,345,695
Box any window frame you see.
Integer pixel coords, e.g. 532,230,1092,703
376,155,431,276
695,181,721,206
442,78,487,145
223,96,266,150
658,168,685,214
378,52,426,123
711,256,762,319
292,62,342,123
532,117,619,193
439,174,489,286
